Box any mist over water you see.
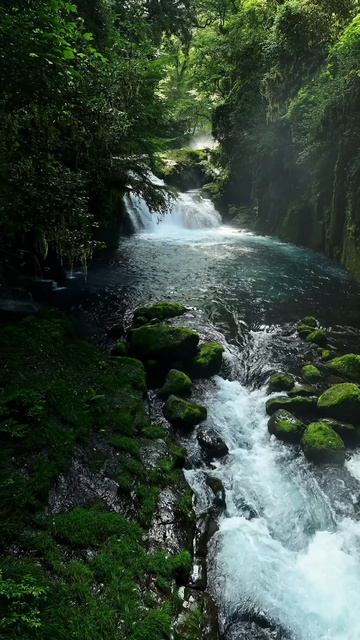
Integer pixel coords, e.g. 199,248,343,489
67,189,360,639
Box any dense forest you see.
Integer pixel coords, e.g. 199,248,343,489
1,0,360,279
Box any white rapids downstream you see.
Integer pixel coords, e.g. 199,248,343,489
69,187,360,640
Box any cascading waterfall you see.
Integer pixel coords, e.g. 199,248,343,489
124,189,222,234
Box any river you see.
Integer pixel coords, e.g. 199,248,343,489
60,188,360,640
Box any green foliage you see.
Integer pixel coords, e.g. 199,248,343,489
0,567,48,632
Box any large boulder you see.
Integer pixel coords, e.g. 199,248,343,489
191,342,224,378
129,324,199,363
302,316,318,328
164,395,207,428
268,409,304,443
266,395,317,417
267,372,295,393
288,385,316,397
133,301,187,323
302,364,321,383
321,418,360,446
317,383,360,422
160,369,192,398
301,422,346,464
327,354,360,383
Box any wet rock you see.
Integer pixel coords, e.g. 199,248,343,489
175,588,220,640
297,324,314,338
225,620,286,640
107,323,124,339
301,364,322,383
268,372,295,393
191,341,224,378
317,383,360,422
129,324,199,362
288,384,316,397
164,395,207,429
266,395,317,417
206,475,226,512
198,428,229,461
327,353,360,382
321,418,360,446
111,341,128,356
301,421,346,465
0,298,40,322
147,486,193,554
160,368,192,398
133,301,187,322
139,438,168,469
268,409,304,443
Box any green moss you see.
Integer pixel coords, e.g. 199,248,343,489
160,369,192,398
302,316,318,328
288,385,316,397
306,329,327,346
301,422,345,464
163,395,207,428
268,372,295,392
297,324,314,338
268,409,304,443
318,383,360,422
320,349,333,361
111,341,128,357
327,353,360,382
321,418,360,446
302,364,322,383
266,395,317,417
133,302,187,322
130,325,199,362
191,342,224,378
141,424,168,439
108,435,141,459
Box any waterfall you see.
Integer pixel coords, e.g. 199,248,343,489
124,189,222,234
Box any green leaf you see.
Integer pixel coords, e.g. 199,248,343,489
83,32,94,42
62,48,76,60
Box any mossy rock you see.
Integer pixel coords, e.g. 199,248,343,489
163,395,207,429
288,385,317,398
321,418,360,446
268,372,295,393
327,354,360,382
317,383,360,422
160,369,192,398
297,324,314,338
320,349,333,362
191,341,224,378
268,409,304,443
130,324,199,363
301,422,345,464
301,364,321,383
266,395,317,417
111,341,128,357
107,323,124,339
302,316,318,328
133,301,187,323
306,329,327,347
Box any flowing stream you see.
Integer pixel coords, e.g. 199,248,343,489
64,188,360,640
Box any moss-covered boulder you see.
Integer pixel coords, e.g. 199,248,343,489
268,372,295,393
288,385,316,397
160,369,192,398
268,409,304,443
306,329,327,346
297,324,314,338
327,354,360,382
319,349,333,362
191,342,224,378
130,324,199,363
301,422,346,464
111,341,128,357
163,395,207,429
133,301,187,323
266,395,317,417
302,364,321,383
321,418,360,446
302,316,318,328
317,383,360,422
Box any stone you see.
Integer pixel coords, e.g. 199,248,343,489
297,324,314,338
306,329,327,346
268,372,295,393
107,323,124,339
327,353,360,382
317,383,360,422
266,395,317,417
320,349,333,361
133,301,187,322
191,341,224,378
160,369,192,398
197,428,229,461
164,395,207,428
111,341,128,357
130,324,199,362
288,385,316,397
301,421,346,464
301,364,321,383
321,418,360,446
268,409,304,443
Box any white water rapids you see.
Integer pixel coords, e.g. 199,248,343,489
122,189,360,640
